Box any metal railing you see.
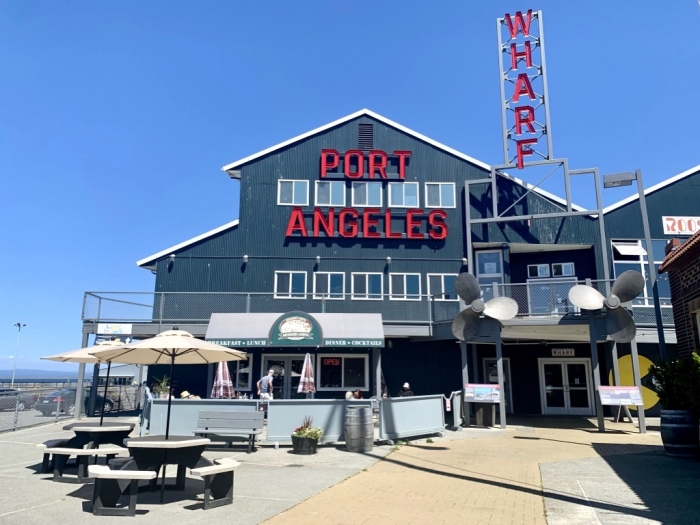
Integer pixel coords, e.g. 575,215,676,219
82,284,674,328
0,385,144,433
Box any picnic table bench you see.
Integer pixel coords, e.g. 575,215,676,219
194,411,264,453
41,445,129,483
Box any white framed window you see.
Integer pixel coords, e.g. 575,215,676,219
317,354,369,391
611,239,671,304
552,263,575,277
277,180,309,206
351,272,383,300
274,271,307,298
315,181,345,207
427,274,459,301
389,273,421,300
425,183,456,208
388,182,419,207
351,181,382,207
528,264,550,278
313,272,345,299
228,360,251,390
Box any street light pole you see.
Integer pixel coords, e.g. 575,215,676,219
635,169,667,359
10,323,26,388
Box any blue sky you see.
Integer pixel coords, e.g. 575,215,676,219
1,1,699,372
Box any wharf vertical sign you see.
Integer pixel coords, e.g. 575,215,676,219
497,10,553,169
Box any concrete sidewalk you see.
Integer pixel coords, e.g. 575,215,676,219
263,417,700,525
2,416,699,524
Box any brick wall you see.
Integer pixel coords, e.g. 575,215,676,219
668,261,700,359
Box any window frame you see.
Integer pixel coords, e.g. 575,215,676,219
389,272,422,301
351,181,383,207
274,271,307,299
317,353,369,391
351,272,384,300
425,182,457,209
427,273,459,301
551,262,575,277
313,272,345,300
388,181,419,208
277,179,309,206
528,264,551,278
314,180,346,207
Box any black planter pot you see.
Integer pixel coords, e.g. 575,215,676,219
660,409,700,458
291,435,318,455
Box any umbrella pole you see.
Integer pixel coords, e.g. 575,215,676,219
99,361,111,425
161,353,175,503
165,353,175,438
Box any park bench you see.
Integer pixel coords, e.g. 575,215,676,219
42,445,129,483
88,465,157,516
194,411,264,453
190,457,240,510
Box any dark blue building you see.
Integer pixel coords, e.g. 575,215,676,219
84,110,700,416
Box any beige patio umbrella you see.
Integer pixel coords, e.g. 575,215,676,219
41,339,130,424
89,330,246,439
297,353,316,398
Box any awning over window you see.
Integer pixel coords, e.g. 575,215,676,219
205,312,385,348
612,241,647,256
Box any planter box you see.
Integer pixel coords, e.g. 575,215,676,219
291,435,318,455
660,409,699,458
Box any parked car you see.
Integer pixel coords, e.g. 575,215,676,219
0,388,40,411
35,388,114,417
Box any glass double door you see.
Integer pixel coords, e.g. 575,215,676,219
539,359,594,415
262,355,311,399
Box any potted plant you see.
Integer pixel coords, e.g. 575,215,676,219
647,353,700,457
291,416,323,455
151,375,171,399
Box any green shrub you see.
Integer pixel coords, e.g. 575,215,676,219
647,352,700,412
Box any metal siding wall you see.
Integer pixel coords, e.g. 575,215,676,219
510,249,597,283
605,170,700,240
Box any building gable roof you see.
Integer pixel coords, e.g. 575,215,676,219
136,220,239,270
221,108,491,174
603,164,700,215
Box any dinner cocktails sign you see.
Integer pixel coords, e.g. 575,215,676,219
497,9,553,169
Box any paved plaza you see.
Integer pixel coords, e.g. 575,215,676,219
1,416,699,524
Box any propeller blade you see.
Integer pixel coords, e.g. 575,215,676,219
605,307,637,343
483,297,518,321
451,308,482,341
454,273,481,304
611,270,646,303
568,285,605,310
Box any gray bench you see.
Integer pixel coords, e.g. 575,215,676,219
194,411,264,453
190,458,240,510
37,439,69,473
42,446,129,483
88,465,157,516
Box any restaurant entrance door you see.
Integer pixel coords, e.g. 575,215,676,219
261,355,311,399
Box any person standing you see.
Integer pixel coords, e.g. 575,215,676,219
257,369,275,410
397,382,414,397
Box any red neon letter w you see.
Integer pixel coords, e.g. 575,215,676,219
505,10,533,38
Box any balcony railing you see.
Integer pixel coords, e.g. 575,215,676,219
82,281,674,328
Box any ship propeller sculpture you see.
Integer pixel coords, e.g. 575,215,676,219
451,273,519,341
567,270,645,343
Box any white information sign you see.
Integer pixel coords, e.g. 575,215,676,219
663,216,700,236
552,348,575,357
97,323,133,335
464,384,501,403
598,386,644,406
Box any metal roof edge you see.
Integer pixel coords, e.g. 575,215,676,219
136,219,240,269
220,109,492,174
602,164,700,215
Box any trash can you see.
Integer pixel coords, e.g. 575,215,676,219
345,405,373,452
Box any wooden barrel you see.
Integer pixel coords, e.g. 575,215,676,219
660,410,699,458
345,406,373,453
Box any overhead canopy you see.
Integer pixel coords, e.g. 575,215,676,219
206,312,385,348
611,241,647,256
